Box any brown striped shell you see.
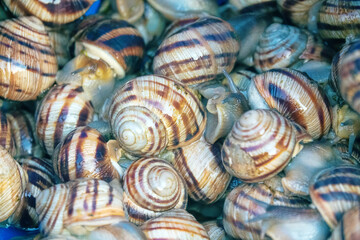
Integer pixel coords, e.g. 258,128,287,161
221,109,305,182
202,221,226,240
141,209,210,240
123,157,187,225
173,138,231,203
329,206,360,240
309,165,360,229
89,221,147,240
36,179,126,237
53,126,121,182
0,16,57,101
109,75,206,157
249,68,331,139
0,110,15,156
223,176,309,240
8,157,56,228
75,18,145,79
36,84,94,155
0,146,28,222
3,0,96,25
153,16,239,86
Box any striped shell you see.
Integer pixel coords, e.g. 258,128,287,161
36,84,94,155
276,0,320,27
75,18,145,78
8,157,56,228
202,221,226,240
223,176,308,240
36,179,126,237
141,209,210,240
309,165,360,229
229,0,277,14
330,206,360,240
53,126,121,182
123,158,187,225
89,221,147,240
0,146,28,222
318,0,360,48
173,138,231,203
0,110,15,156
249,68,331,139
336,40,360,114
153,16,239,86
0,16,57,101
221,109,303,182
109,75,206,157
3,0,96,25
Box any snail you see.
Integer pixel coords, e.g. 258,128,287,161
36,84,94,155
153,16,239,86
3,0,96,25
248,68,331,139
172,137,231,203
309,165,360,229
113,0,144,24
88,221,147,240
53,126,123,183
202,221,226,240
0,109,15,156
221,109,311,182
122,157,187,225
141,209,210,240
0,16,57,101
36,179,126,237
329,205,360,240
109,75,206,157
331,104,360,140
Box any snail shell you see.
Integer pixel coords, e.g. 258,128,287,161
0,16,57,101
332,104,360,139
89,221,147,240
0,146,28,222
53,126,122,182
109,75,206,157
329,205,360,240
221,109,306,182
153,16,239,86
0,110,15,156
173,137,231,203
202,221,226,240
309,165,360,229
221,69,255,98
3,0,96,25
123,157,187,225
114,0,144,24
141,209,210,240
249,68,331,139
223,176,308,240
36,179,126,237
36,84,94,155
229,0,277,14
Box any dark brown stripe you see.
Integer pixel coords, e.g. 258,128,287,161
92,180,99,213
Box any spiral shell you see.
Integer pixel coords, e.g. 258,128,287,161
36,84,94,155
173,138,231,203
141,209,210,240
310,165,360,229
0,110,15,156
276,0,320,27
36,179,126,237
330,206,360,240
222,109,303,182
53,126,121,182
249,68,331,139
202,221,225,240
0,16,57,101
153,16,239,85
3,0,96,25
223,176,308,240
89,221,147,240
109,75,206,156
123,157,187,225
0,146,28,222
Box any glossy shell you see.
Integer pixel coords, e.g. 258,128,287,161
36,84,94,155
249,68,331,139
0,16,57,101
222,109,300,182
53,126,121,182
109,75,206,156
330,206,360,240
153,16,239,85
123,157,187,225
309,165,360,229
202,221,226,240
276,0,320,27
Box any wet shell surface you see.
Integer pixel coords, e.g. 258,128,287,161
109,75,206,156
36,84,94,155
141,209,210,240
153,16,239,85
0,16,57,101
249,68,331,139
309,165,360,229
123,157,187,225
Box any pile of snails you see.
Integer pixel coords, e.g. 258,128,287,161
0,0,360,239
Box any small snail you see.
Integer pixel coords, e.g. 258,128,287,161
331,104,360,140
